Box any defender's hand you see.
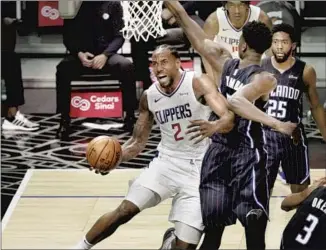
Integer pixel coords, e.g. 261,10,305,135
291,126,301,145
275,121,297,136
186,120,217,144
161,8,173,21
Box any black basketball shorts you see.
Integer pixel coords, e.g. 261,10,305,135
200,142,269,228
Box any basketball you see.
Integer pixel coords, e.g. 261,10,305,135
86,136,122,172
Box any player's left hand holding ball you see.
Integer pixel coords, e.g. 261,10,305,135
85,136,122,175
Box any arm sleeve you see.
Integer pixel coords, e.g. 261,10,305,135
102,2,125,57
62,19,84,56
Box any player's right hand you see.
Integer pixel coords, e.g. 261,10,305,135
275,121,297,136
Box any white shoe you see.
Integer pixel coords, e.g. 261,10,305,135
159,228,176,250
128,177,136,187
2,111,39,131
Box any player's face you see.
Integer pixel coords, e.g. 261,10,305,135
272,31,295,63
225,1,249,23
152,49,181,88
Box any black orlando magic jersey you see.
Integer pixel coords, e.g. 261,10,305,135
262,57,306,124
281,186,326,249
210,59,266,148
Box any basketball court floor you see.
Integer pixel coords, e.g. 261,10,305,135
0,113,325,249
1,168,325,249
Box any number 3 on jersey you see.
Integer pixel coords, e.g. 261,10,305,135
267,100,287,119
172,123,184,141
295,214,319,245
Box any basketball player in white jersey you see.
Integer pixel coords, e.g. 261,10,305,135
202,1,272,79
73,44,234,250
205,1,272,58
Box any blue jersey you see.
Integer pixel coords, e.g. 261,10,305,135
281,187,326,249
210,59,266,148
262,57,306,124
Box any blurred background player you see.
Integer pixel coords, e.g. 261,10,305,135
202,1,272,79
73,44,234,250
1,1,39,131
163,2,297,249
262,23,326,194
280,177,326,250
204,1,272,58
56,1,137,139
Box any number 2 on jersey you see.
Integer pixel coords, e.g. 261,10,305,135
295,214,319,245
267,100,287,119
172,123,184,141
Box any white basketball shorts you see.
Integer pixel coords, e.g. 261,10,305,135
125,153,204,231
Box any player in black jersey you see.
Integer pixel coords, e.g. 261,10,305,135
281,177,326,250
262,24,326,194
162,2,297,250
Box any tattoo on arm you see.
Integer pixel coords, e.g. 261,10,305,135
121,91,154,162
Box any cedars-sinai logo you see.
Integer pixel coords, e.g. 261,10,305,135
41,6,60,20
71,95,120,111
71,96,91,111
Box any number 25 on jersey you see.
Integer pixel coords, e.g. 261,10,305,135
267,100,287,119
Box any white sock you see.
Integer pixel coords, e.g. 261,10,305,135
73,236,93,250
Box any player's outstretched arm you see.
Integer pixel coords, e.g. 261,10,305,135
121,91,154,162
201,12,219,81
303,65,326,142
281,177,326,211
281,188,311,212
164,1,231,78
186,74,235,144
228,72,296,136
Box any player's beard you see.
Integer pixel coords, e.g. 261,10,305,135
158,76,173,88
273,48,292,63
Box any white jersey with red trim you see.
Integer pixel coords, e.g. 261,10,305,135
214,5,261,58
147,70,211,159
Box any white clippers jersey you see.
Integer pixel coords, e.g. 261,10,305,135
147,71,211,159
214,5,261,58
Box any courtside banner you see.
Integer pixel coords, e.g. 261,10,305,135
38,1,64,27
70,91,123,118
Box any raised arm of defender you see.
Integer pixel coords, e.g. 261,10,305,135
164,1,231,80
